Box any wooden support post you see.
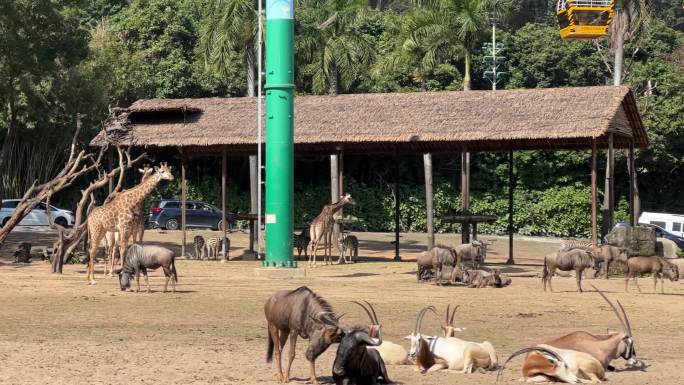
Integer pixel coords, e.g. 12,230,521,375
221,149,227,261
591,140,598,247
181,156,187,257
339,151,344,231
602,133,615,237
330,154,340,248
507,149,515,265
628,142,636,226
394,158,401,261
461,150,470,244
249,155,258,253
423,153,434,250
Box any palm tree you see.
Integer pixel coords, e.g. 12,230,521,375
413,0,496,90
201,0,258,97
297,0,375,95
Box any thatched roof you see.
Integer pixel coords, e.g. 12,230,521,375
91,86,648,154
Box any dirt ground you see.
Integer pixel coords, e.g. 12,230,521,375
0,227,683,385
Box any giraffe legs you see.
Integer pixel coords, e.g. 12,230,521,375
87,228,105,285
118,228,131,270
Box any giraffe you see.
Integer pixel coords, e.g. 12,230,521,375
86,163,174,284
103,166,154,277
308,193,354,267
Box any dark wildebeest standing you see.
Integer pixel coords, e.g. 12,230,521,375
116,244,177,293
265,286,344,385
542,249,594,293
430,245,458,285
332,327,390,385
625,255,679,293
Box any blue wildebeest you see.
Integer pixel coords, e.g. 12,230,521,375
332,326,389,385
115,244,178,293
265,286,344,385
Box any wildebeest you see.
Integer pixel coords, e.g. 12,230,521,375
454,241,483,269
115,244,177,293
542,249,595,293
265,286,344,385
430,245,458,285
332,327,390,385
12,242,31,263
415,245,456,284
625,255,679,293
593,245,628,278
462,269,511,288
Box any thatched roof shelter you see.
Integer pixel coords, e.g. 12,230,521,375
91,86,647,155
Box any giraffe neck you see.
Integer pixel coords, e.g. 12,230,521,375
328,200,347,215
125,174,162,207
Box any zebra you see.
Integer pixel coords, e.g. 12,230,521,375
192,235,205,260
205,236,229,260
559,239,594,252
293,226,310,260
337,232,359,264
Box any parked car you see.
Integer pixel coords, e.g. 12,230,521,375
148,200,235,230
0,199,75,228
607,222,684,250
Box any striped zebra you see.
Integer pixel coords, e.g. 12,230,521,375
205,236,229,260
559,239,594,252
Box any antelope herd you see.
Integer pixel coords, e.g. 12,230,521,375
264,286,647,384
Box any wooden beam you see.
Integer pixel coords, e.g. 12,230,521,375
608,133,614,231
628,142,636,226
591,139,598,247
221,148,227,261
330,154,340,248
394,158,401,261
181,155,187,257
507,149,515,265
461,150,470,244
339,151,344,231
423,153,434,250
249,155,258,252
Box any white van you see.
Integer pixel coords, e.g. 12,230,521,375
638,211,684,237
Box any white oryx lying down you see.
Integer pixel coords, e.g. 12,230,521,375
500,344,605,383
405,305,497,374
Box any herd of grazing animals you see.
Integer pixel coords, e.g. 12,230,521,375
21,161,676,382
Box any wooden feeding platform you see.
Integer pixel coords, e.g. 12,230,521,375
443,214,498,243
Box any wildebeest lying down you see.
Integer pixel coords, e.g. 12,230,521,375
333,327,390,385
115,244,178,293
265,286,344,385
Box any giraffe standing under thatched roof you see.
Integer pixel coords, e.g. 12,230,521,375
308,193,354,267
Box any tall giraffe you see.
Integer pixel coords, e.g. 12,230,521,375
86,163,174,284
308,193,354,267
103,165,154,277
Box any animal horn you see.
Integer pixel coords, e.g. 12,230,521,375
590,284,629,336
351,301,374,324
445,304,450,326
414,305,436,334
356,330,382,347
497,346,568,383
363,301,379,325
449,305,459,325
616,300,633,337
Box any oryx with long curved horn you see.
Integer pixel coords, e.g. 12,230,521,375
441,304,466,337
498,344,604,383
404,305,498,374
351,301,408,365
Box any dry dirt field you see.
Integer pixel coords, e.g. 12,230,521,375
1,228,683,385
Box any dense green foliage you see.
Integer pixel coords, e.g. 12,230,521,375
1,0,683,237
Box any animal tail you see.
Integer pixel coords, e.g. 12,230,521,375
542,257,549,282
171,259,178,282
266,325,275,363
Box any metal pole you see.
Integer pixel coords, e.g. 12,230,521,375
256,0,264,259
264,0,295,267
394,158,401,261
607,133,614,231
492,22,497,91
221,148,227,261
507,149,515,265
591,140,598,247
423,153,434,250
249,154,258,253
181,156,187,257
330,154,340,246
461,150,470,244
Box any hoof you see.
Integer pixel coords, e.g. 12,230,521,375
89,280,97,285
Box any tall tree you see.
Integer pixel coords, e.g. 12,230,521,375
408,0,499,90
201,0,258,97
0,0,90,201
297,0,376,95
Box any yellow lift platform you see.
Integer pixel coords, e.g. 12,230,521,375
556,0,615,39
